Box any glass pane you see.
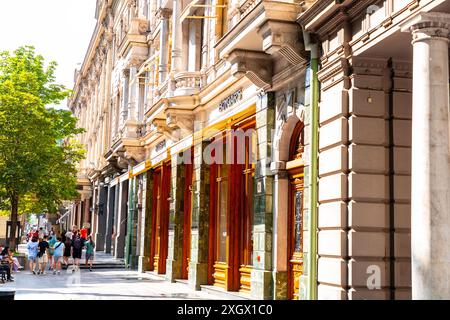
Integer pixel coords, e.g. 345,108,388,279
247,175,254,265
294,190,303,253
220,163,228,178
218,180,228,262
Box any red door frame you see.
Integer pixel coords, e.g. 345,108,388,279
181,148,194,279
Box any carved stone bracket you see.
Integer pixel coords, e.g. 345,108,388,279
165,110,195,132
258,20,307,65
123,146,145,165
227,49,273,89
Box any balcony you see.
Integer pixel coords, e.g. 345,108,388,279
216,0,305,71
172,71,202,96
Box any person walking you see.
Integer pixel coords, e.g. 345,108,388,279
71,231,84,273
38,227,44,239
52,236,65,275
63,232,72,268
84,235,95,271
27,237,39,274
37,236,49,275
80,226,88,241
47,235,56,271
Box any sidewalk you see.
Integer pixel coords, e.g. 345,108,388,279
18,244,125,269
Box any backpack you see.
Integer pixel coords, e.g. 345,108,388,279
73,237,82,250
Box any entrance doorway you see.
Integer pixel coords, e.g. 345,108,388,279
150,161,171,274
181,149,194,279
287,121,304,300
208,118,255,292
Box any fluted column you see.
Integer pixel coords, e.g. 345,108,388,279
404,12,450,300
128,65,138,121
158,8,172,84
171,0,182,73
120,69,130,126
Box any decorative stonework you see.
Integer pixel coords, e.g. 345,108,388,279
165,110,195,132
402,12,450,42
228,49,273,89
258,20,307,66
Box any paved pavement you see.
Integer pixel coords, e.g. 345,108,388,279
1,243,221,300
1,269,222,300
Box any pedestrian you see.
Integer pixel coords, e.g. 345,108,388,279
63,233,72,268
61,230,67,243
38,227,44,239
84,235,95,271
52,237,65,275
80,226,88,240
37,236,49,275
27,237,39,274
32,228,39,239
71,231,84,272
47,235,56,271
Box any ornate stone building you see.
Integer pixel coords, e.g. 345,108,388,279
68,0,450,300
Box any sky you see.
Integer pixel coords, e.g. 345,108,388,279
0,0,97,109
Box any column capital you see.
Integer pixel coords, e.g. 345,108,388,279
402,12,450,42
157,7,172,20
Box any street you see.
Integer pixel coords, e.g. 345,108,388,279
1,268,221,300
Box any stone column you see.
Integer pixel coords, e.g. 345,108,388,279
138,171,153,273
158,8,172,84
128,66,138,121
404,12,450,300
83,196,91,229
90,186,98,237
112,183,120,255
120,70,130,126
170,0,182,73
115,179,129,259
95,185,108,252
125,176,139,269
251,91,275,299
189,141,211,290
272,169,289,300
166,153,186,282
105,185,116,253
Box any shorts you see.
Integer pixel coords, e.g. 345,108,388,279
38,254,48,264
86,253,94,261
54,255,63,263
28,256,37,262
72,249,82,259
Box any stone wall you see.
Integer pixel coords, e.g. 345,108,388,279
315,56,411,299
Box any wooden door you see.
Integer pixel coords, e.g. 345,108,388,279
150,161,171,274
150,167,161,272
287,169,304,300
181,158,193,279
287,121,305,300
208,120,255,292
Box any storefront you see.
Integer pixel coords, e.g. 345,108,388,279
207,115,256,293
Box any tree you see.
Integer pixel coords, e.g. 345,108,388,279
0,46,84,250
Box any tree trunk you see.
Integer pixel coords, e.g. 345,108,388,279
9,193,19,251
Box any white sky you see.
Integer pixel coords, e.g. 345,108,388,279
0,0,97,109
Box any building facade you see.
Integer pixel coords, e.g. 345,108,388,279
68,0,450,300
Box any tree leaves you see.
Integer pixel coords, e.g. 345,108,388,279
0,46,85,216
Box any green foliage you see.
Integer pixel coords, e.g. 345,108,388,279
0,46,85,217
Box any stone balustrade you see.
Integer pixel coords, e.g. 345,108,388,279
172,71,202,96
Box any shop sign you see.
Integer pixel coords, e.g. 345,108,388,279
155,139,166,152
219,89,242,112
